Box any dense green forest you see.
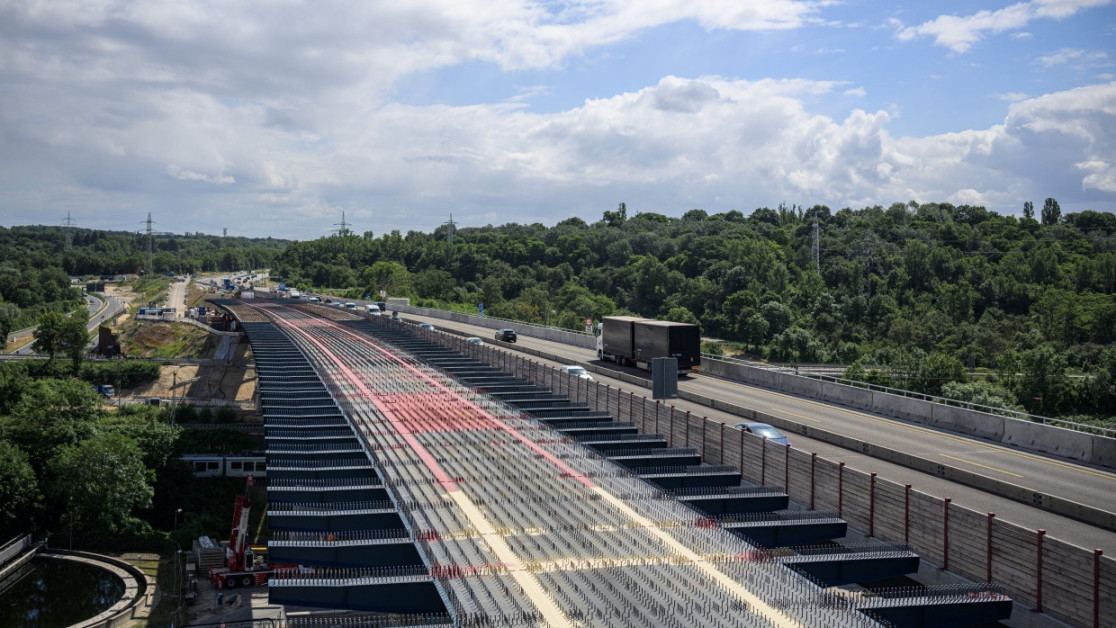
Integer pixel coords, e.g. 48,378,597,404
0,360,259,547
0,226,288,330
272,201,1116,421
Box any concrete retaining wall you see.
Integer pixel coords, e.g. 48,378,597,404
703,354,1113,470
38,550,154,628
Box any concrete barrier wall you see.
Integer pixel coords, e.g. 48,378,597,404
393,304,596,349
703,356,1114,470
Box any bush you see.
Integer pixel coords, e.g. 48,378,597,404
214,406,238,423
81,360,162,388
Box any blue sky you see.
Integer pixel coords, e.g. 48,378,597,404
1,1,1113,239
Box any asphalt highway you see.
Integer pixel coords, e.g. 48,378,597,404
398,312,1116,554
10,292,126,355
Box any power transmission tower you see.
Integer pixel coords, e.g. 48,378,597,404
145,212,154,275
443,214,457,243
62,212,77,250
333,211,351,236
811,216,820,274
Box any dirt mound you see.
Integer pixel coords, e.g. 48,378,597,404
119,321,210,358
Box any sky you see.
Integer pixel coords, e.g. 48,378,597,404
1,1,1114,241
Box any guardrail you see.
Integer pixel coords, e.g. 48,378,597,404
804,373,1113,438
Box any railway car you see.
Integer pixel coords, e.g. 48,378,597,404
183,454,267,479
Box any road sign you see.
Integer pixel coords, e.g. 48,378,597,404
380,290,387,298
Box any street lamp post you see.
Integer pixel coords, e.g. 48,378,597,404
172,507,183,626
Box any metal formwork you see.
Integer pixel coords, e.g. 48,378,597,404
213,300,1009,628
232,302,890,628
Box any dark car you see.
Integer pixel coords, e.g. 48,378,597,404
495,329,517,343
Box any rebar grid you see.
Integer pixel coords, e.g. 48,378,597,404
246,304,884,628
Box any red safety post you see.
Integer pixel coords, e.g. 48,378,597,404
869,473,877,537
784,443,791,492
904,484,911,543
699,413,705,458
943,498,951,570
1035,529,1046,613
837,462,845,516
739,430,745,476
987,512,995,582
719,422,725,466
760,437,767,485
1095,549,1103,628
810,453,817,510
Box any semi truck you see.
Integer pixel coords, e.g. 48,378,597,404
595,316,700,375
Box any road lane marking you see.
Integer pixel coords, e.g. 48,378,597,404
767,407,821,423
941,454,1024,478
683,379,1116,482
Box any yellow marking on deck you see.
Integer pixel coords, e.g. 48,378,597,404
448,492,574,628
589,486,800,627
941,454,1024,478
768,407,821,423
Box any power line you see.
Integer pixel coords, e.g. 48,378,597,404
62,212,77,250
333,211,351,236
443,214,457,243
811,216,819,274
145,212,154,274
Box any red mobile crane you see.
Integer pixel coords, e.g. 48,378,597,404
208,476,290,589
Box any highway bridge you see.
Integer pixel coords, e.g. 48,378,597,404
389,308,1116,551
218,299,1019,627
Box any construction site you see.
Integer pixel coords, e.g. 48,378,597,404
197,298,1017,627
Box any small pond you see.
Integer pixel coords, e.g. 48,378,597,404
0,557,125,627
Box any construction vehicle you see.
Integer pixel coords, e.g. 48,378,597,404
207,477,290,589
596,316,701,375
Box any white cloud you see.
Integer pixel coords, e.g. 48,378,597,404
1037,47,1111,67
0,1,1113,238
894,0,1112,53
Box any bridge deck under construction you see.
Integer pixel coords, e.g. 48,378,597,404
219,300,1009,627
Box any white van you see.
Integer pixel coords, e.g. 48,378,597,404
366,304,381,315
344,302,356,309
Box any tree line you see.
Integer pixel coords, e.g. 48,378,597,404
0,225,289,333
272,201,1116,421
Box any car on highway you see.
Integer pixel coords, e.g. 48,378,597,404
465,337,484,345
419,323,435,330
559,365,594,381
734,422,789,446
494,329,517,343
